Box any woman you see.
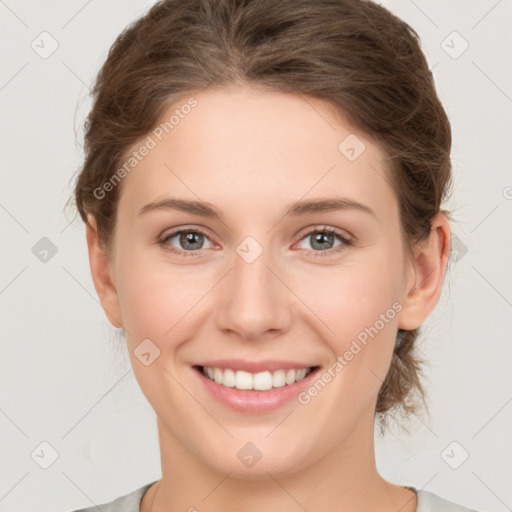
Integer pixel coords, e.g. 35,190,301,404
70,0,478,510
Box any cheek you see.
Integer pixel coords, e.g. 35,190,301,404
115,248,214,348
295,261,401,339
114,251,209,408
289,254,403,388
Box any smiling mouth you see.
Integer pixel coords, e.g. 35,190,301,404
194,365,320,391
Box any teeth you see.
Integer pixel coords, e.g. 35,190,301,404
223,368,236,387
272,369,286,388
201,366,313,390
236,370,254,390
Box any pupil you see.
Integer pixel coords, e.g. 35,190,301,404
312,232,333,251
181,232,203,250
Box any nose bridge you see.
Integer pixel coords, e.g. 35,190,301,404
216,242,291,340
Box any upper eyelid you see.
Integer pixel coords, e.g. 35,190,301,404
296,224,352,239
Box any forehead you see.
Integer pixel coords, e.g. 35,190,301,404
117,86,395,220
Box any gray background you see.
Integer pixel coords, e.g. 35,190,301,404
1,1,511,511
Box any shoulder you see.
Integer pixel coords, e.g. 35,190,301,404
69,482,156,512
416,489,480,512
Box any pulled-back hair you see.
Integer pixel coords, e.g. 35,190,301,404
71,0,452,424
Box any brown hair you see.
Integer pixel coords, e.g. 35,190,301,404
71,0,452,425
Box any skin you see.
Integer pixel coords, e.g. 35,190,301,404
86,84,450,512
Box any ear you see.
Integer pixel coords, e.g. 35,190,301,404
397,213,451,330
85,215,123,328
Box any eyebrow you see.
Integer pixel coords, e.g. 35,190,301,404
137,197,376,219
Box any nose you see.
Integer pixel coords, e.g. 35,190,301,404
215,246,293,342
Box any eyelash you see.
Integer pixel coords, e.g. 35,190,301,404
158,226,354,259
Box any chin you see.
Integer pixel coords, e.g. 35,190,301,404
200,441,314,481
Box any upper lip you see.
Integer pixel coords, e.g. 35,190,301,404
194,359,319,373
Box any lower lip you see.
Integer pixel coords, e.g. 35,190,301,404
193,366,320,413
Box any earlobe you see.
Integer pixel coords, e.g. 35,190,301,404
397,213,451,330
85,215,124,329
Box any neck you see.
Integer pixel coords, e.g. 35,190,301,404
142,411,417,512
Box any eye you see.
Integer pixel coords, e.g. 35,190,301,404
159,228,214,255
158,225,353,258
295,227,353,257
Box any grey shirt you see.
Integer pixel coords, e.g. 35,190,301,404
71,482,479,512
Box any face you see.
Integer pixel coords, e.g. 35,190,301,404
90,85,432,478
